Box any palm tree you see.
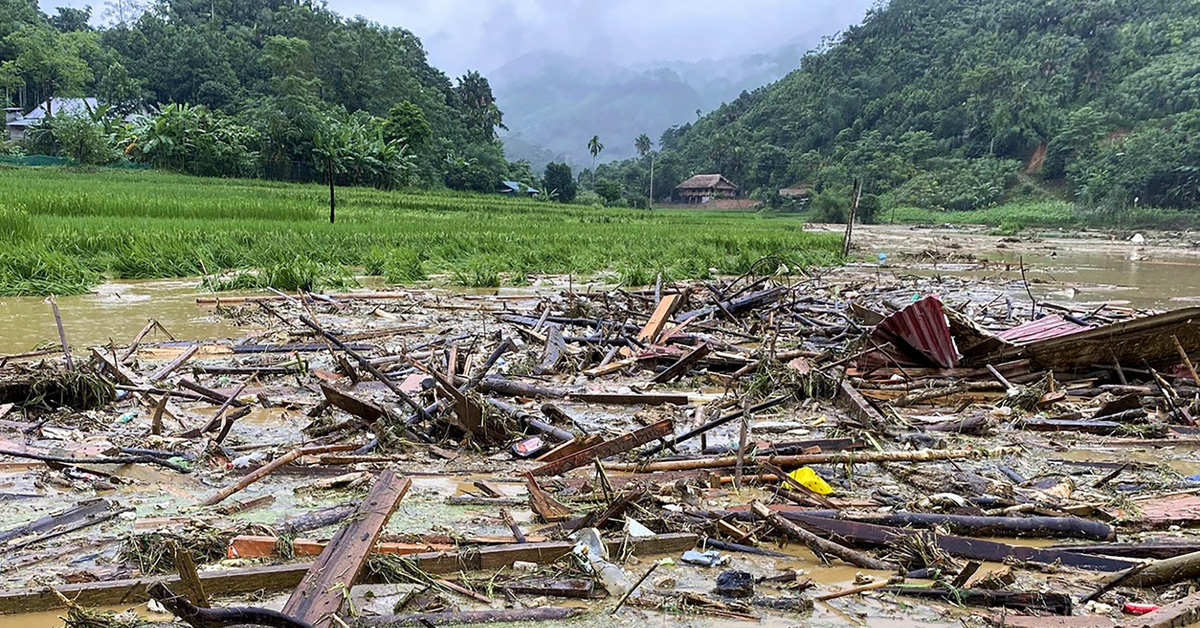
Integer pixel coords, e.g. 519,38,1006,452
587,135,604,187
635,134,654,210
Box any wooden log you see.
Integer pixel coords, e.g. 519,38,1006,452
800,511,1114,541
179,379,248,407
486,398,574,442
530,418,674,476
606,446,1019,473
1126,550,1200,588
283,470,411,628
781,511,1135,572
473,377,565,399
750,501,898,571
677,286,786,322
0,534,697,615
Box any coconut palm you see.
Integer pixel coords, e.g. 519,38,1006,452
635,134,654,210
587,135,603,187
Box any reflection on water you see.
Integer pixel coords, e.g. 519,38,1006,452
0,279,242,355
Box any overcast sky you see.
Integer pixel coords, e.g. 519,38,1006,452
41,0,876,76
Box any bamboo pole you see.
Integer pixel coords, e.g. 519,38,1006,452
604,447,1019,473
200,445,345,507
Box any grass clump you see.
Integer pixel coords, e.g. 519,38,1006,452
201,258,356,292
120,524,232,574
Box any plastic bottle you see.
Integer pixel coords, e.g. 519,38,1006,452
592,558,632,598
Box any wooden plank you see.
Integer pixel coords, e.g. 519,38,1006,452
535,435,605,464
651,343,711,384
283,470,411,627
0,534,696,615
530,418,674,476
320,383,385,423
637,294,682,344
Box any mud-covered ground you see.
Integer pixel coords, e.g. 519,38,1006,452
5,225,1200,628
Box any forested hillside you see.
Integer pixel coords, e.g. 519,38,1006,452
598,0,1200,214
0,0,525,189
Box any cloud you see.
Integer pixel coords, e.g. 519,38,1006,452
39,0,875,76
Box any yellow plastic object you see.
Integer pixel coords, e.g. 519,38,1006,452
788,467,833,495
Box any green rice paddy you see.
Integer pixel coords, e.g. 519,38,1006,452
0,168,840,296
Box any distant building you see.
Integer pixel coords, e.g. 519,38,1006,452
498,180,541,196
778,183,813,200
676,174,738,204
6,97,98,141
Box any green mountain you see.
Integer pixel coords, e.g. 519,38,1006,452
492,46,805,172
602,0,1200,213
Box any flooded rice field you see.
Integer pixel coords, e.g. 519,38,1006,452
5,224,1200,628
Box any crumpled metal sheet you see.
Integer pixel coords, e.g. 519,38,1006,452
997,315,1088,345
871,296,961,368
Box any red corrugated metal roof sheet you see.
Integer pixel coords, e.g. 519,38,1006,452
997,315,1088,345
871,296,961,368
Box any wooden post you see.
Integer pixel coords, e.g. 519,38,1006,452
735,397,750,491
167,540,210,609
841,179,862,257
48,295,72,370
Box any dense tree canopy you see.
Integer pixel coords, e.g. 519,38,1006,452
0,0,521,190
598,0,1200,213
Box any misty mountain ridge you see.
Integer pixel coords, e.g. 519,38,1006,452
493,44,805,170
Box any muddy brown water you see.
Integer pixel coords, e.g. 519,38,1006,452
831,224,1200,310
0,279,243,355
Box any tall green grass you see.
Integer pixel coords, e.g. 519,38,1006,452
0,167,841,296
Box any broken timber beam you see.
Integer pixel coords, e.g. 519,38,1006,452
530,418,674,476
282,470,411,628
651,343,711,384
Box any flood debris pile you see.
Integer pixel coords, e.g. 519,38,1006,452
6,269,1200,627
